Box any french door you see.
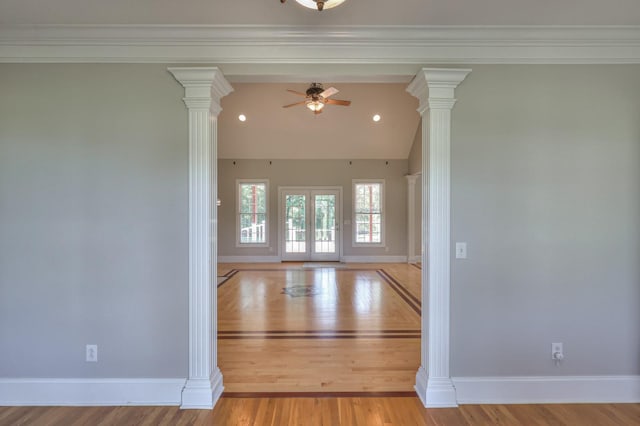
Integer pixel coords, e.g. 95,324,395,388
279,187,342,261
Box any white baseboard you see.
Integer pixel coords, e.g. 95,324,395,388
218,256,280,263
415,367,459,408
341,255,408,263
453,375,640,404
408,256,421,263
0,378,186,406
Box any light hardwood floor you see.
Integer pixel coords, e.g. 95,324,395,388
1,399,638,425
217,263,421,393
3,263,638,425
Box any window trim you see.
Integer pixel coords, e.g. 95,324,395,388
352,179,385,248
236,179,269,248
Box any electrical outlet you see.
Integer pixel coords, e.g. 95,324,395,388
551,342,563,361
86,344,98,362
455,242,467,259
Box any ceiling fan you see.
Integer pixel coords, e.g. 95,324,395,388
283,83,351,114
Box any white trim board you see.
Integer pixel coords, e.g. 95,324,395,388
218,256,281,263
2,25,640,64
341,255,407,263
453,376,640,404
0,378,185,406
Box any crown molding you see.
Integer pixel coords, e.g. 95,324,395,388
1,24,640,64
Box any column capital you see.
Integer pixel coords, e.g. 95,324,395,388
406,174,420,185
168,67,233,116
407,68,471,114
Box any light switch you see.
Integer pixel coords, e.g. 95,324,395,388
455,242,467,259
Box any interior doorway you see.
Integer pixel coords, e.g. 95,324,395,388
279,187,342,261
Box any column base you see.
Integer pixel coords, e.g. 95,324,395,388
415,366,458,408
180,369,224,409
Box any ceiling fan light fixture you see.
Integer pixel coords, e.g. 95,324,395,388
306,100,325,112
294,0,346,11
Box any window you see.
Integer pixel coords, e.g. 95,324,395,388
237,180,268,246
353,180,384,246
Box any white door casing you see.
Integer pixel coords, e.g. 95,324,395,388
170,66,469,410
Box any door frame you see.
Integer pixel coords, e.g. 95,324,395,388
171,66,469,410
278,186,343,262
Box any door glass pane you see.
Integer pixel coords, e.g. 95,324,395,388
285,194,306,253
314,194,336,254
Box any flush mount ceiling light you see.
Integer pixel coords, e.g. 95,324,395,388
280,0,346,11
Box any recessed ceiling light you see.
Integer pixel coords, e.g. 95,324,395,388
373,114,381,122
238,114,247,122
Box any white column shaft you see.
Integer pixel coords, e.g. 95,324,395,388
428,106,452,379
190,106,212,380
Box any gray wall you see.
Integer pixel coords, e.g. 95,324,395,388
407,123,423,258
415,178,422,257
0,64,189,378
450,65,640,376
1,63,638,383
408,121,422,175
218,159,408,258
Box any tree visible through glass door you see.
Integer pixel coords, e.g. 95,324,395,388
281,188,341,261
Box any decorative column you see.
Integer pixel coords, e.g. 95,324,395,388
407,68,470,408
406,174,419,263
168,67,233,409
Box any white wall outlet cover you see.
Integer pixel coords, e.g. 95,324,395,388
455,242,467,259
86,344,98,362
552,342,564,360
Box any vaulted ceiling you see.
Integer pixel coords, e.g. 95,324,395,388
218,83,419,159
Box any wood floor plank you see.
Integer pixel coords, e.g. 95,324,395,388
218,263,421,394
1,400,639,425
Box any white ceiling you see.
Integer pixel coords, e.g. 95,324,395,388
218,83,419,160
1,0,640,25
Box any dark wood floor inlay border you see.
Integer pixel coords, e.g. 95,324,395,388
219,329,420,340
376,270,421,316
223,391,418,398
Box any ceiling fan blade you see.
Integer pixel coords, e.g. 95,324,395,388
320,87,339,98
286,89,308,97
325,98,351,106
282,101,307,108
